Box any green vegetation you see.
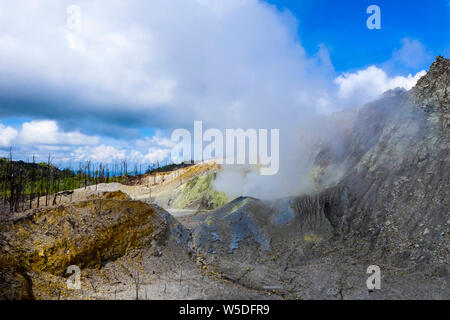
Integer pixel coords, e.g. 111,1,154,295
145,162,194,174
0,152,203,214
0,155,127,213
171,173,227,210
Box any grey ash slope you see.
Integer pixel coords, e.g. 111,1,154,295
191,56,449,299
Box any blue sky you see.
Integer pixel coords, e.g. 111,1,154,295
267,0,449,73
0,0,448,166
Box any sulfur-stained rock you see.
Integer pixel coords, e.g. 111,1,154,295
0,198,168,277
0,254,33,300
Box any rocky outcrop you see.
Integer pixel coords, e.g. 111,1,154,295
0,254,33,300
192,191,342,255
0,192,174,299
327,57,449,269
411,55,449,129
1,199,167,275
0,191,271,300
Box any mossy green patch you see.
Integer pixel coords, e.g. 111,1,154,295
171,173,227,210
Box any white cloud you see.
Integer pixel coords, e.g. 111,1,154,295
0,124,18,148
73,145,126,163
334,66,426,106
143,148,171,164
195,0,251,16
0,0,334,132
17,120,99,146
71,144,170,165
0,2,434,134
135,131,176,149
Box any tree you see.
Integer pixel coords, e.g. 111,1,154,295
45,153,52,207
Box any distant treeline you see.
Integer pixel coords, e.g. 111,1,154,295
0,150,186,213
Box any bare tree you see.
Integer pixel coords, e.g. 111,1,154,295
29,154,36,209
45,153,52,207
85,160,91,189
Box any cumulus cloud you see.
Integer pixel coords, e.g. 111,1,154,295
0,124,18,148
133,131,174,164
334,66,425,106
72,145,126,163
0,1,428,133
143,148,171,164
71,144,170,166
0,0,333,134
17,120,99,146
135,131,176,149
